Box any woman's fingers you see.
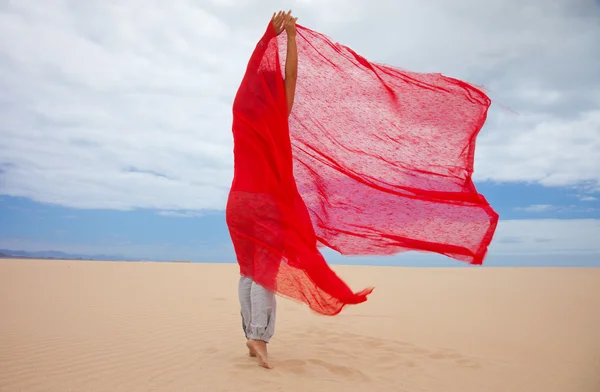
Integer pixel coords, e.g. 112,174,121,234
273,10,296,35
272,10,287,34
285,16,297,26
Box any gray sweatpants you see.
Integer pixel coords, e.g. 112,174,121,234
238,275,276,343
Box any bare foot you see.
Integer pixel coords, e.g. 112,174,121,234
247,340,257,357
246,339,271,369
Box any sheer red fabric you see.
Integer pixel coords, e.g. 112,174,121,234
226,22,498,316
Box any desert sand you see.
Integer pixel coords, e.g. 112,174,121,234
1,258,599,392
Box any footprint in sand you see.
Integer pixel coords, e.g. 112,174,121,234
204,347,219,355
277,359,308,375
359,336,384,348
307,358,370,381
428,349,483,369
233,362,255,370
294,327,483,372
455,358,482,369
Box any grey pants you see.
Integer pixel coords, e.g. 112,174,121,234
238,275,276,343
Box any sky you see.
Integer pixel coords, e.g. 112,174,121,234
1,0,599,266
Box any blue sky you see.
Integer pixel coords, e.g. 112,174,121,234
2,180,599,266
1,1,599,267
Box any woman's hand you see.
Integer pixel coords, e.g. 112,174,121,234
284,13,298,38
272,10,291,36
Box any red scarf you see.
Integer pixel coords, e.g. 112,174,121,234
226,22,498,315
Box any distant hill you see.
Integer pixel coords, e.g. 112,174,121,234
0,249,141,261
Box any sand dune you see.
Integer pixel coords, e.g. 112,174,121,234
1,258,599,392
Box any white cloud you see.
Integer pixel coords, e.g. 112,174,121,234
514,204,598,214
157,210,205,218
474,110,600,189
489,218,600,255
580,196,598,202
0,0,599,211
515,204,556,213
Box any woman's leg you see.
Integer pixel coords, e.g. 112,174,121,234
245,279,276,368
238,275,252,339
249,280,276,343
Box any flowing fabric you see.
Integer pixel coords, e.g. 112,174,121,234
226,22,499,316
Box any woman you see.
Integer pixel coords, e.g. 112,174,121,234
227,10,298,370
